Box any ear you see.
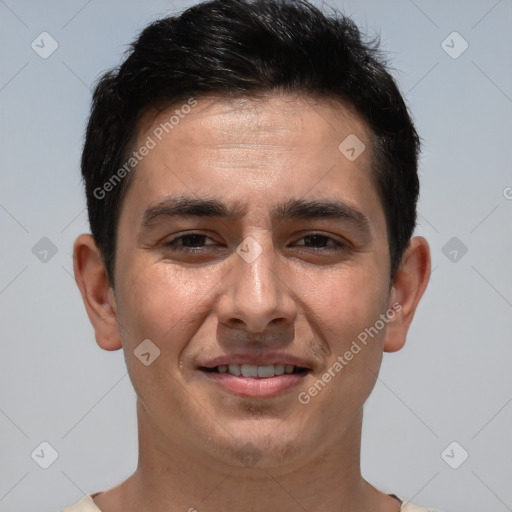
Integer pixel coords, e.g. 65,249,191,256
73,234,122,351
384,236,431,353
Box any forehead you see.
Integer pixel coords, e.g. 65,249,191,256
119,94,385,232
138,94,369,159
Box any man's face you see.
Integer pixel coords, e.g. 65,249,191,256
112,94,394,468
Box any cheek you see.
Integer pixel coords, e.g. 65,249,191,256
301,265,389,344
115,262,215,351
299,270,389,419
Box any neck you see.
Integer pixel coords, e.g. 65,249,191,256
95,400,400,512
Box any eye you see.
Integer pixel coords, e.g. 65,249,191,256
294,233,347,251
163,233,218,251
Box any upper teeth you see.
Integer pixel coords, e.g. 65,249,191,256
216,364,297,377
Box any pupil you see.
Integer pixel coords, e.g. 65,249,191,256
183,234,205,247
305,235,327,247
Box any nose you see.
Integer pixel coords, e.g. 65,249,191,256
216,237,297,335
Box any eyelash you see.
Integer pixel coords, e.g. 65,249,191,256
163,233,217,251
163,232,348,252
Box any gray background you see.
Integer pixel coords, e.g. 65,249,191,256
1,0,511,511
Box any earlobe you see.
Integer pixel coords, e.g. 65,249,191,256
383,236,431,353
73,234,122,351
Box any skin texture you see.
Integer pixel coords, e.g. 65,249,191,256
73,94,431,512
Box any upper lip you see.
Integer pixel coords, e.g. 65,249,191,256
199,353,313,369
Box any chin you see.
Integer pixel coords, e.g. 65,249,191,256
206,417,309,470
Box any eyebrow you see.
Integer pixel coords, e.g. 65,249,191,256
272,198,370,231
141,196,247,225
141,195,372,234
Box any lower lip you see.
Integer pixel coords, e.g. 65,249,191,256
199,370,308,397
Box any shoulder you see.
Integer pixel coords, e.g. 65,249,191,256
61,494,102,512
62,493,441,512
401,500,440,512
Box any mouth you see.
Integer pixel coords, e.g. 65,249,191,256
199,363,309,377
197,363,311,398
